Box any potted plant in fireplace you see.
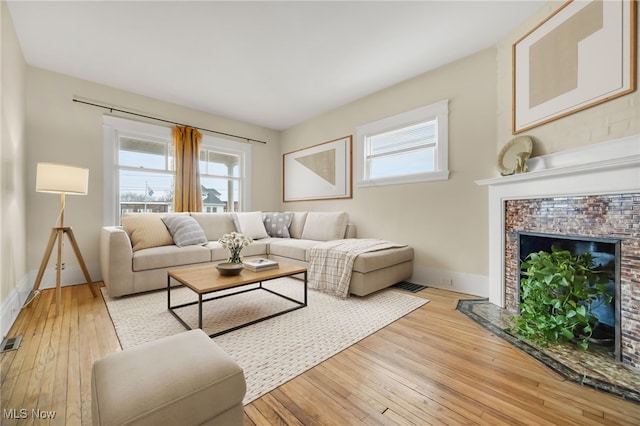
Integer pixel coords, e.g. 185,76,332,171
512,247,611,350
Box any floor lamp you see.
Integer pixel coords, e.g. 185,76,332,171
24,163,99,315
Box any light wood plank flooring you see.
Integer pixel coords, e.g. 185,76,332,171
2,284,639,425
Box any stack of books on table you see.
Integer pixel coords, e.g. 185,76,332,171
243,258,279,272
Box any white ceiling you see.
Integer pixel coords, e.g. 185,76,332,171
7,1,543,130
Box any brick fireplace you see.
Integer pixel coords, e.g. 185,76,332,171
477,135,640,369
505,194,638,365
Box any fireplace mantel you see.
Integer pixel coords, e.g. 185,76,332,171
476,134,640,307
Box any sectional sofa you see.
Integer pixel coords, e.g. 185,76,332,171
100,211,414,297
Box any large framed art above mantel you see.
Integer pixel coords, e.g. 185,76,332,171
512,0,637,134
283,136,352,202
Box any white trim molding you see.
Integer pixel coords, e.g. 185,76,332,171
355,99,449,187
102,115,253,225
1,274,31,339
411,264,489,298
476,134,640,307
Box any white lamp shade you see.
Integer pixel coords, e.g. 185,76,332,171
36,163,89,195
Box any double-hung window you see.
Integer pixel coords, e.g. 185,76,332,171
356,99,449,187
118,135,174,215
199,148,243,213
103,116,251,225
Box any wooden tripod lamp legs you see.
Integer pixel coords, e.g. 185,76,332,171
26,227,99,315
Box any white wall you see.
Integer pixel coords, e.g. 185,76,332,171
24,68,281,290
281,49,499,296
1,0,28,336
496,1,640,156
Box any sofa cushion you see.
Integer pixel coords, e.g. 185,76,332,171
204,241,228,262
262,212,293,238
352,246,414,273
190,213,236,241
161,215,207,247
121,214,174,252
207,240,270,262
301,211,348,241
233,212,269,239
241,240,270,258
288,212,308,239
269,239,321,262
132,245,212,271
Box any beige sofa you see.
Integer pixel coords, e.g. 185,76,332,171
100,211,413,297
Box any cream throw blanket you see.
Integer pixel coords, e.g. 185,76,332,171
308,238,406,298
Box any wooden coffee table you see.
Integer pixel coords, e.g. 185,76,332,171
167,261,307,337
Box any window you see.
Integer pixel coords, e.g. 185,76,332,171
355,99,449,187
118,136,174,216
199,149,243,213
103,116,251,225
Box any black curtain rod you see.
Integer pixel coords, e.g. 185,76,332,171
72,98,268,144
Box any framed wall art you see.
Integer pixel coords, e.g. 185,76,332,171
512,0,636,134
283,136,352,202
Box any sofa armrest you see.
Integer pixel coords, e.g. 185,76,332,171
100,226,135,297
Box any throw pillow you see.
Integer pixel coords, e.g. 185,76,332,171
288,211,308,239
300,211,349,241
262,212,293,238
233,212,269,239
161,215,207,247
121,214,174,252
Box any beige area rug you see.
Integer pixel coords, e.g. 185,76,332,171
102,278,428,404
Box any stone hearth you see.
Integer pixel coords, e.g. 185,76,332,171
457,299,640,402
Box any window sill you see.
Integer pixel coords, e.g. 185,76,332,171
357,170,449,187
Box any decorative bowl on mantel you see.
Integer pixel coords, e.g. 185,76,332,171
216,262,243,276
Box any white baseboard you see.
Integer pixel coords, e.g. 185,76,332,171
1,275,31,339
24,262,102,291
410,265,488,298
1,263,102,339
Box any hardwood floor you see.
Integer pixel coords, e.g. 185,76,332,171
1,284,119,426
2,284,639,425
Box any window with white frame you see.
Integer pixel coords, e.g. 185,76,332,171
355,99,449,187
199,148,243,213
103,116,251,225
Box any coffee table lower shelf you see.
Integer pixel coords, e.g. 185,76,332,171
167,265,307,338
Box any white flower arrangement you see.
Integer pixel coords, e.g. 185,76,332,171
218,232,252,264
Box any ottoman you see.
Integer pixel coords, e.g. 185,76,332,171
91,329,246,426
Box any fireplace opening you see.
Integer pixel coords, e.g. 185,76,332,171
517,231,621,360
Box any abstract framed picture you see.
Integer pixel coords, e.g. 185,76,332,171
512,0,636,134
283,136,352,202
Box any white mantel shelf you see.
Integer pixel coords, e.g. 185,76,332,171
475,134,640,307
476,155,640,187
476,134,640,187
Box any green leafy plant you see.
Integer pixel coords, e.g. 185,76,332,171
512,247,611,350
